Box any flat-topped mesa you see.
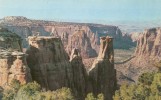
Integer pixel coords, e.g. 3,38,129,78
26,36,73,90
0,27,22,51
97,36,114,61
3,16,28,22
28,36,69,61
0,49,32,87
89,36,116,100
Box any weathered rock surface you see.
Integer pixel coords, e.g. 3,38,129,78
116,28,161,83
0,28,31,87
67,30,97,58
89,36,117,100
0,51,32,87
70,48,88,99
0,16,136,58
135,28,161,61
130,32,141,42
26,36,73,90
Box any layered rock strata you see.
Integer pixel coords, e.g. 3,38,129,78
135,28,161,61
0,28,31,87
89,36,117,100
116,28,161,83
26,36,73,90
0,51,32,86
67,30,97,58
1,16,136,59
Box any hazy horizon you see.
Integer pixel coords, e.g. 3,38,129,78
0,0,161,24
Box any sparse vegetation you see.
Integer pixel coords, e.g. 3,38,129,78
2,80,74,100
113,72,161,100
114,48,135,63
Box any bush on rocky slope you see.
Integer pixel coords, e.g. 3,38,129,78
2,80,74,100
2,79,104,100
113,72,161,100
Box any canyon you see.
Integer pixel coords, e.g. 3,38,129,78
0,27,117,100
1,16,161,100
0,16,135,59
116,27,161,83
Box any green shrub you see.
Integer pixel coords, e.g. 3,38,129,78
2,80,74,100
85,93,104,100
113,72,161,100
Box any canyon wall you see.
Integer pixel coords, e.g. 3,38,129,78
135,28,161,61
0,16,135,58
116,28,161,83
0,28,31,87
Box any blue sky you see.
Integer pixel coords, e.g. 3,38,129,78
0,0,161,23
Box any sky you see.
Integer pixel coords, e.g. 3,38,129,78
0,0,161,23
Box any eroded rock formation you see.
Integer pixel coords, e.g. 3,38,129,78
116,28,161,83
0,28,31,87
0,16,136,59
26,36,73,90
67,30,97,58
89,36,117,100
135,28,161,60
70,48,88,99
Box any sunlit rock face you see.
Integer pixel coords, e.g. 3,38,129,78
127,27,161,68
67,30,97,58
135,28,161,61
26,36,73,90
0,28,32,87
89,36,117,100
26,36,117,100
1,16,136,59
116,28,161,85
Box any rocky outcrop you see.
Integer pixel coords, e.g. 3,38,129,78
70,48,88,99
116,28,161,83
89,36,117,100
67,30,97,58
135,28,161,60
0,28,31,87
0,16,136,58
61,32,69,49
130,32,141,42
26,36,73,90
0,51,32,86
26,36,117,99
